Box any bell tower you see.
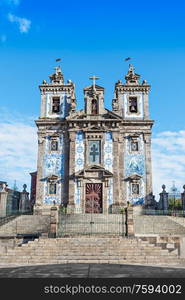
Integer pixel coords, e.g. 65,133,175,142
112,64,150,120
34,63,76,214
39,65,76,119
112,64,154,207
84,76,105,115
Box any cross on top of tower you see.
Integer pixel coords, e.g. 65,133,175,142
89,75,99,90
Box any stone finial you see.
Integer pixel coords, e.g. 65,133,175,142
23,184,27,192
42,80,47,84
49,65,64,84
1,183,7,192
162,184,166,192
125,64,140,84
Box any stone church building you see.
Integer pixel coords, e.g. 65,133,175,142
34,64,154,215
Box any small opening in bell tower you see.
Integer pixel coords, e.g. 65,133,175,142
52,97,60,113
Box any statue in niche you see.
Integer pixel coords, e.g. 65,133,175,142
91,99,98,115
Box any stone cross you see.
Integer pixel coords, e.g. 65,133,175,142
90,144,99,162
89,75,99,89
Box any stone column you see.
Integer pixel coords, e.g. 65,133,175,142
159,185,169,211
49,206,58,238
144,133,153,203
181,185,185,212
19,184,30,213
67,131,76,213
0,185,8,217
125,206,134,237
40,93,47,118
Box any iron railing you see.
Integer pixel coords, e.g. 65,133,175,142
57,211,125,237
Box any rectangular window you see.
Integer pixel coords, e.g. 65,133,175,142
51,140,58,151
49,183,56,194
52,97,60,113
131,141,138,151
132,183,139,195
129,97,138,113
88,140,101,164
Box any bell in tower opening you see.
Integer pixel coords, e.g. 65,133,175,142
129,97,138,113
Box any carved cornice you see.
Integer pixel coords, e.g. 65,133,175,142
115,85,150,93
39,84,74,93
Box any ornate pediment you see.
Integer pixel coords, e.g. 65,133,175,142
42,174,59,182
84,84,104,91
124,174,142,182
74,165,113,179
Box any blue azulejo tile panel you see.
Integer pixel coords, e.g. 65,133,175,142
43,134,64,177
75,131,84,172
125,154,145,177
43,134,64,204
104,132,113,172
124,134,146,205
130,197,144,205
74,179,81,206
43,181,61,204
126,178,145,205
44,153,64,177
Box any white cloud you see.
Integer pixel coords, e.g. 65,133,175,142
0,110,37,191
8,13,31,33
152,130,185,200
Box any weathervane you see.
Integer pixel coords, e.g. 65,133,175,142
124,57,131,61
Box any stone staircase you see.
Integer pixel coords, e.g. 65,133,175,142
0,237,182,266
134,215,185,235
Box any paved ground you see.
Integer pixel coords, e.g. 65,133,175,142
0,263,185,278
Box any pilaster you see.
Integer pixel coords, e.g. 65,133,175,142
34,131,45,214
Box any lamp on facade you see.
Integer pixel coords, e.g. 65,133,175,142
105,179,109,187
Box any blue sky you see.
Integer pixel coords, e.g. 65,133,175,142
0,0,185,197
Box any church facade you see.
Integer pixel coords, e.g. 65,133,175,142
34,64,154,215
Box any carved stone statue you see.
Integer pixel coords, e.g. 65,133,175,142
91,99,98,115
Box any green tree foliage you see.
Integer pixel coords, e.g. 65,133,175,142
168,197,182,210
